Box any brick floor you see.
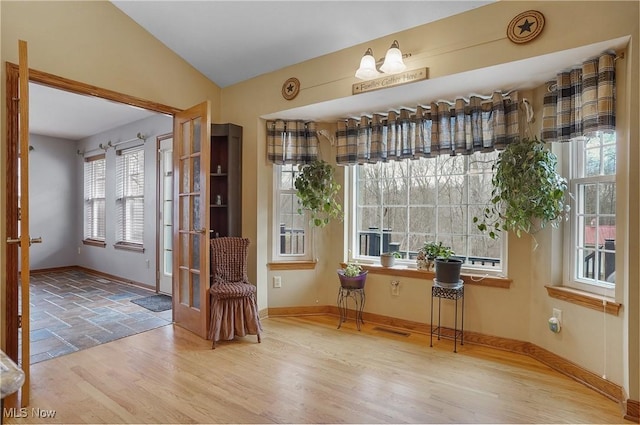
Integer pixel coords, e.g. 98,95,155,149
21,269,172,364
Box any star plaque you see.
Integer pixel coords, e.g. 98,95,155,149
507,10,545,44
281,77,300,100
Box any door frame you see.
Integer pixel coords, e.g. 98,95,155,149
4,63,181,367
156,132,174,297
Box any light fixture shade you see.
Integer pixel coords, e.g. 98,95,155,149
355,48,380,80
379,40,406,74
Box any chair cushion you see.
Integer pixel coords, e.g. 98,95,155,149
209,282,256,299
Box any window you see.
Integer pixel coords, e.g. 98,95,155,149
567,132,616,294
273,164,311,261
83,154,106,242
116,146,144,248
351,151,504,272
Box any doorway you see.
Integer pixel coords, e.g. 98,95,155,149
4,63,181,367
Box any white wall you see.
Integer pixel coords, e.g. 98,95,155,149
28,134,78,270
76,114,172,287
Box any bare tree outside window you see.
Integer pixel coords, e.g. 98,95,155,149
354,151,503,270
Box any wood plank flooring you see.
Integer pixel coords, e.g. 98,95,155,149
5,315,631,424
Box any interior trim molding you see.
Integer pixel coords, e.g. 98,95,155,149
268,261,317,270
267,306,626,409
545,285,621,316
625,399,639,423
6,62,181,115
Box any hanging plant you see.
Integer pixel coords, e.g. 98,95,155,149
294,159,343,227
473,137,570,239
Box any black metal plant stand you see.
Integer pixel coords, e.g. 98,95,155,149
430,280,464,352
337,287,365,331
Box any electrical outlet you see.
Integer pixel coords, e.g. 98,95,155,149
553,308,562,323
391,280,400,296
273,276,282,288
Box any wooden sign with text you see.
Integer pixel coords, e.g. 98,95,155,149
352,68,428,95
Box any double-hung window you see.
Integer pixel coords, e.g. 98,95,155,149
116,146,145,248
273,164,311,261
566,132,616,295
351,150,504,273
83,154,106,244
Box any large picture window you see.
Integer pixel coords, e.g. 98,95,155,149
352,151,504,272
83,154,106,243
116,146,145,247
567,132,616,294
273,164,311,261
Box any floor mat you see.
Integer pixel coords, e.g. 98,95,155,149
131,294,173,312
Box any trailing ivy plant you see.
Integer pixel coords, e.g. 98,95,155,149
294,159,343,227
473,137,570,239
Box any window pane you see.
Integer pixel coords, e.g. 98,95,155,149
275,165,309,258
354,154,503,270
571,132,616,288
84,156,106,240
116,147,144,244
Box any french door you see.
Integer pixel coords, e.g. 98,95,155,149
5,40,35,407
172,102,211,338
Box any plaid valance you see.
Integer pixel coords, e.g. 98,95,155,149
266,120,318,165
335,91,520,165
542,52,616,143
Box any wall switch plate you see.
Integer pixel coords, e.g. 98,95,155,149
391,280,400,296
273,276,282,288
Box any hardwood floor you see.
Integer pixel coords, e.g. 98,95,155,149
5,315,630,424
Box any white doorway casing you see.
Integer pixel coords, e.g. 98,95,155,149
158,135,173,295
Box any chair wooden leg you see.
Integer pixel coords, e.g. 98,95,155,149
257,333,261,344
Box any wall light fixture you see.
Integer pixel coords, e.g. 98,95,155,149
355,40,411,80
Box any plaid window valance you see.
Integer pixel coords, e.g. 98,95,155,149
335,91,520,165
266,120,318,165
542,52,616,143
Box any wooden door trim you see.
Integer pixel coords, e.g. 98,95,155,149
4,64,183,369
5,63,181,115
4,61,20,375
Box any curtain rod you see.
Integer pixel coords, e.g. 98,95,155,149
104,132,148,150
77,132,147,156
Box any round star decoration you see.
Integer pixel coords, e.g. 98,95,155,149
507,10,545,44
281,77,300,100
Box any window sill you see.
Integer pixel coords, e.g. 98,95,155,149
545,285,621,316
83,239,106,248
114,242,145,253
268,261,317,271
354,264,512,289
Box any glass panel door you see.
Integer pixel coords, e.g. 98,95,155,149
172,102,210,338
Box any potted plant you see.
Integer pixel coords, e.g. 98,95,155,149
294,159,343,227
417,241,453,271
473,137,570,240
337,261,368,289
380,251,402,268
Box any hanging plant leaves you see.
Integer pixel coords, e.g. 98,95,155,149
294,159,343,228
473,137,570,240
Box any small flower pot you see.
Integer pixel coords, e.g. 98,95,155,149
337,269,368,289
380,253,396,268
